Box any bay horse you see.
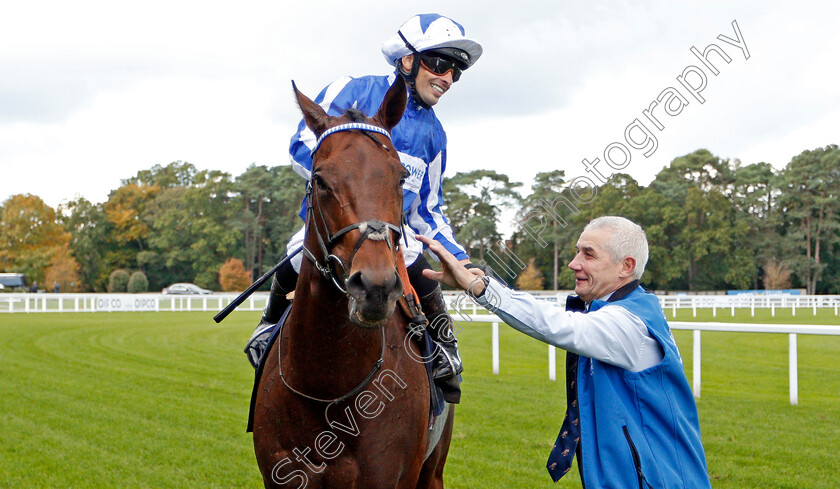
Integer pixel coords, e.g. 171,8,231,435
252,76,454,488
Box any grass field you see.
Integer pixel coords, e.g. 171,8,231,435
1,308,838,488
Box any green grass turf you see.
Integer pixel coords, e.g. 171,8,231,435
0,307,838,488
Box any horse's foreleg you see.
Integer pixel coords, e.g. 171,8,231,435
414,405,455,489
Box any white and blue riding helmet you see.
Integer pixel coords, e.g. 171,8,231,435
382,13,483,68
381,14,483,107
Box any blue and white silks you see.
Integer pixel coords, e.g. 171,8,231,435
287,73,468,268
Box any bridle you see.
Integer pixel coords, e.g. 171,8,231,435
301,122,405,294
277,121,405,406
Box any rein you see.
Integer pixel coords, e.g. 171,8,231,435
276,317,386,405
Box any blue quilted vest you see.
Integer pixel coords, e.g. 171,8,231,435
576,285,711,488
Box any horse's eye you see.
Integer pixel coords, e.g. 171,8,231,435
312,173,330,191
399,169,410,187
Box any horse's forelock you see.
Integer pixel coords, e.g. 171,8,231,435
345,108,368,123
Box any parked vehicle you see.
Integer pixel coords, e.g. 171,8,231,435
0,273,28,291
161,283,213,295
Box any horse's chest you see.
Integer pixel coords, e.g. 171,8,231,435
266,363,428,487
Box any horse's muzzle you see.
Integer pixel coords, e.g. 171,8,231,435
346,270,402,328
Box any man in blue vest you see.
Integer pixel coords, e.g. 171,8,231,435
244,14,484,403
418,216,712,488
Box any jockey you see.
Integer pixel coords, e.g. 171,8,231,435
244,13,483,403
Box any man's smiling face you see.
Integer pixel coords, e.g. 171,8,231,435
568,228,628,303
402,55,453,107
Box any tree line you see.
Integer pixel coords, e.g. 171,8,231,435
1,145,838,294
0,162,303,293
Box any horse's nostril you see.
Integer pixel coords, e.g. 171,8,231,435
346,271,365,298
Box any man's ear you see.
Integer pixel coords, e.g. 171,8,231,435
620,257,636,279
400,55,414,72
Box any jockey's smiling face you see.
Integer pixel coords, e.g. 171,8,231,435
401,55,452,107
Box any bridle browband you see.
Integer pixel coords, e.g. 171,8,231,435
303,122,404,294
311,122,391,156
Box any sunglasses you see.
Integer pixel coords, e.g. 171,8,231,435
418,53,463,82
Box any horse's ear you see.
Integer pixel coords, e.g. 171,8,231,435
292,81,330,137
373,74,407,131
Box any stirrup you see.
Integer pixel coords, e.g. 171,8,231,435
432,341,463,380
244,323,276,369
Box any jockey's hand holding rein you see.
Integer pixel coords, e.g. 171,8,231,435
417,235,487,297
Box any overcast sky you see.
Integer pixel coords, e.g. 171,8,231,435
2,0,838,214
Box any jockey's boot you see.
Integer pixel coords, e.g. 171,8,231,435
421,285,464,381
244,260,298,369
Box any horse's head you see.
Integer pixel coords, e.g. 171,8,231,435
293,76,409,328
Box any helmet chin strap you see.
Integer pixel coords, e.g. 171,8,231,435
397,31,432,110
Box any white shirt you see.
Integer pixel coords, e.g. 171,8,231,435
475,278,664,372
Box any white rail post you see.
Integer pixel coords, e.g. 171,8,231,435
492,322,500,375
789,333,798,406
693,330,701,398
548,345,556,381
